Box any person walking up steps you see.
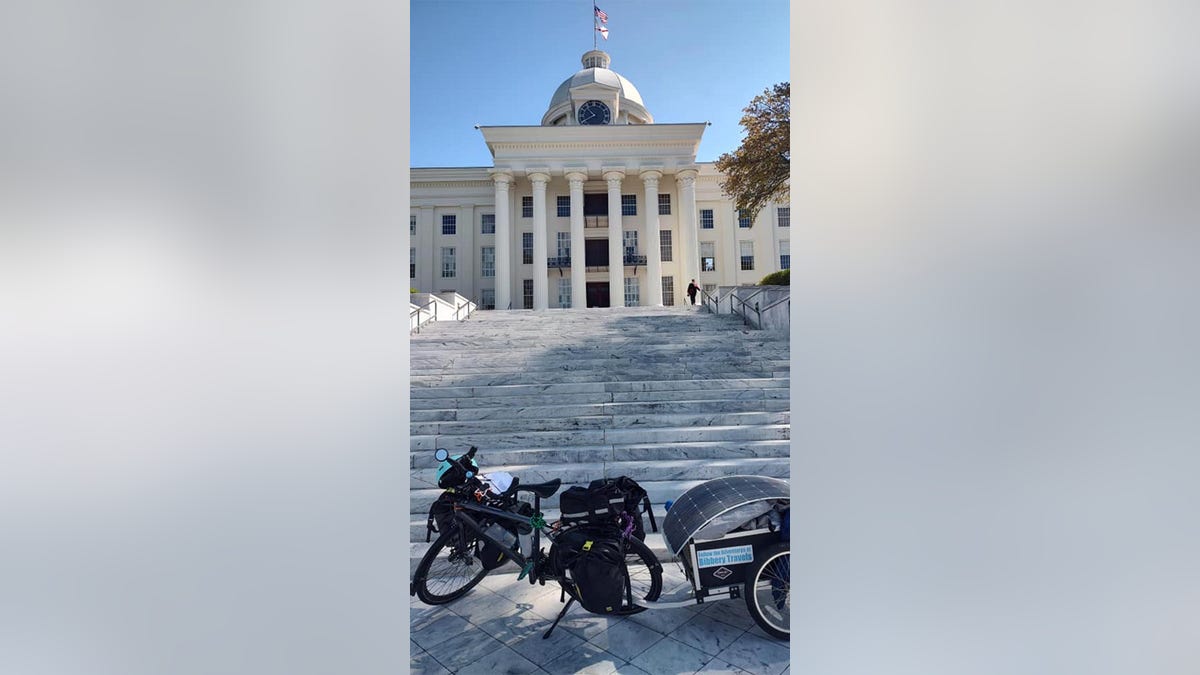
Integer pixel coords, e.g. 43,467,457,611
687,279,699,305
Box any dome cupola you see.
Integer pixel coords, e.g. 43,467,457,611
541,51,653,126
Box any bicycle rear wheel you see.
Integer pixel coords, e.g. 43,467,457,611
413,527,488,605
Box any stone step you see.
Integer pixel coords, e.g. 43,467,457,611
410,411,791,436
408,439,793,469
411,369,785,387
408,457,791,492
409,386,788,412
410,422,791,451
409,377,789,400
409,398,791,423
408,357,785,375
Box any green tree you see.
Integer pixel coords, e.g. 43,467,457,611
759,269,790,286
714,83,790,221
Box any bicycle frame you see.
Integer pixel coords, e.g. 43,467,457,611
444,487,554,580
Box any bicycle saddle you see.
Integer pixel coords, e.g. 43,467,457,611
514,477,561,499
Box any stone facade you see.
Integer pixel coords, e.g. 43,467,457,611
411,51,790,310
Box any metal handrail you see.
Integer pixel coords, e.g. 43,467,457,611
699,288,718,314
760,294,790,313
454,300,478,322
410,299,438,334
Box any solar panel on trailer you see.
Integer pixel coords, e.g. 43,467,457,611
662,475,790,555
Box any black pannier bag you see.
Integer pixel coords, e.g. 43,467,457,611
587,476,657,540
552,528,628,614
560,476,657,540
475,524,513,570
425,492,457,542
558,483,624,528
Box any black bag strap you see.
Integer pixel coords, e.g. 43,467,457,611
642,496,658,533
426,516,437,542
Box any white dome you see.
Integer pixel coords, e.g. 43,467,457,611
541,51,653,126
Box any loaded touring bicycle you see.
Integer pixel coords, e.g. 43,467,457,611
410,447,790,641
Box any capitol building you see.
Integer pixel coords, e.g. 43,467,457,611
410,49,790,310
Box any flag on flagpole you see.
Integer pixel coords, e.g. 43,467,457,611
594,5,608,23
596,25,609,40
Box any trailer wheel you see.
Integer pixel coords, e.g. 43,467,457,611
744,543,789,639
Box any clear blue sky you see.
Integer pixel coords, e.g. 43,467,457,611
411,0,789,167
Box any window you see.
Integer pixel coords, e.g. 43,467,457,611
481,246,495,278
658,193,671,215
624,277,640,307
700,209,714,229
409,247,415,279
522,196,533,218
703,283,716,295
659,230,673,262
700,241,716,272
777,207,790,228
779,240,790,270
410,215,416,235
481,288,495,310
442,215,456,235
621,194,637,216
662,276,675,306
557,196,570,217
441,247,456,278
481,213,495,234
740,241,754,271
622,231,638,260
523,279,533,309
558,278,571,308
738,209,752,228
557,232,570,259
522,232,533,265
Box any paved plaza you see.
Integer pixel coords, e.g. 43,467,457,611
410,561,790,675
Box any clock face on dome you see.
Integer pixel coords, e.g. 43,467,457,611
576,100,612,125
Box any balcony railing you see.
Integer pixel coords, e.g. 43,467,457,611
623,253,647,266
584,216,609,229
547,256,571,269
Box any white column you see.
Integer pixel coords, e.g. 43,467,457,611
640,169,664,307
459,203,475,298
603,168,626,308
566,170,588,309
677,168,700,288
490,169,512,310
527,170,550,311
419,206,435,293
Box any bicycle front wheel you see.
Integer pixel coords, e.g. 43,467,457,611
744,543,790,639
413,527,488,605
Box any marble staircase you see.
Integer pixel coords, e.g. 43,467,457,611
409,306,790,567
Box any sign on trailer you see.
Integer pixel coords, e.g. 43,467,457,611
696,545,754,568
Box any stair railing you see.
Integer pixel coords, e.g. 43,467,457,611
729,288,767,328
700,288,718,314
410,299,438,334
454,300,478,322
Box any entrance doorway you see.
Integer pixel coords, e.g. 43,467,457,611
586,282,611,308
584,239,609,267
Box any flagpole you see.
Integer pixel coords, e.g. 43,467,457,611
592,2,597,50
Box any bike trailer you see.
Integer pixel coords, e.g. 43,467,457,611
661,476,789,601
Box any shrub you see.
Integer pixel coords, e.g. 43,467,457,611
758,269,790,286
